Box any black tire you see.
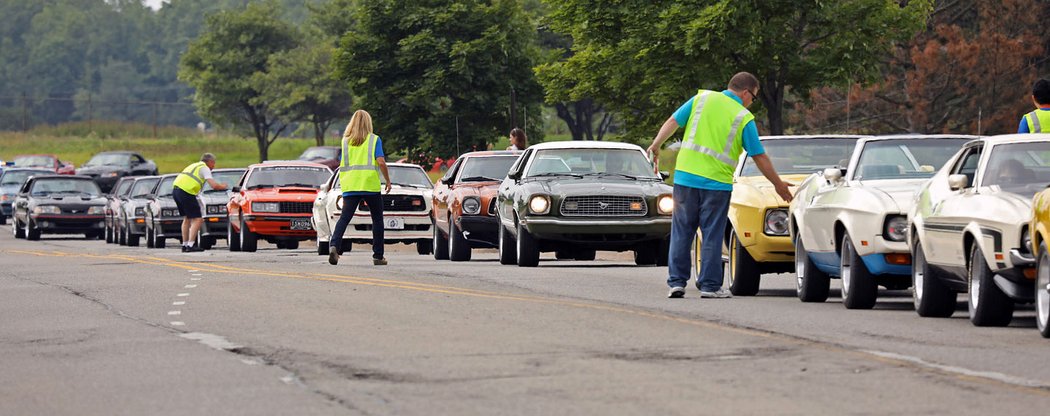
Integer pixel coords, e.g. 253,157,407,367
634,244,657,265
240,217,257,252
154,228,166,249
498,221,517,265
574,250,596,261
317,240,329,255
125,222,139,247
449,220,471,261
26,220,41,241
199,234,215,250
796,234,830,302
840,234,877,309
284,240,299,250
655,238,669,267
726,230,761,296
118,222,127,246
146,227,155,248
227,220,241,252
275,240,287,249
555,250,574,260
341,240,352,253
912,240,956,318
433,219,449,260
516,222,540,267
13,217,25,239
0,215,5,225
968,244,1013,326
416,240,432,255
1037,242,1050,338
105,221,113,243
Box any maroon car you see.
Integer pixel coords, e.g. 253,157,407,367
297,146,340,171
13,154,75,175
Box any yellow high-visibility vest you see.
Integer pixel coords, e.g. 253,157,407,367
675,90,755,184
173,161,207,195
338,134,381,193
1024,110,1050,133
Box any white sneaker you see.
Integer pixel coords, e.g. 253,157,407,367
668,287,685,298
700,289,733,299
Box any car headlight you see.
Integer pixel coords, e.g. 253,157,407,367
336,195,343,210
528,195,550,215
1022,226,1032,254
884,215,908,242
87,206,105,215
134,207,145,217
462,197,481,215
33,205,60,215
764,209,789,236
206,204,227,215
0,194,11,202
657,194,674,215
162,208,180,217
252,202,279,213
103,172,120,178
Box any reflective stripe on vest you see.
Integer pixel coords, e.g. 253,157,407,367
173,161,206,195
338,134,381,193
675,90,754,184
1026,110,1050,133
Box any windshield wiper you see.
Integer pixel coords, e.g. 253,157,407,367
282,183,317,188
459,176,500,182
527,172,583,179
582,172,649,180
245,184,275,190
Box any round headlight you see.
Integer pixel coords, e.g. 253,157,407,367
462,197,481,215
528,195,550,215
657,195,674,215
764,209,789,236
884,215,908,242
336,195,344,210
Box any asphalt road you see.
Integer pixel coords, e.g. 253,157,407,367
3,228,1050,415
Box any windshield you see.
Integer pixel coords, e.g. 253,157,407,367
457,156,518,183
30,179,101,196
204,170,244,193
130,178,159,198
244,166,329,189
114,180,134,196
854,139,968,181
156,177,176,197
84,153,131,167
980,142,1050,194
13,156,55,168
299,147,339,161
740,138,858,176
525,149,657,179
1,170,52,186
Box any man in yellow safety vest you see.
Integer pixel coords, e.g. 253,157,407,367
1019,79,1050,134
648,72,793,299
172,153,228,252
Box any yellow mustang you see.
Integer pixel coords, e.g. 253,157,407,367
694,135,864,295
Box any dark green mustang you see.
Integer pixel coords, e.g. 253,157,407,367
495,142,674,267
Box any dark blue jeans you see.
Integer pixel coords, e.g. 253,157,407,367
667,184,732,291
330,193,384,259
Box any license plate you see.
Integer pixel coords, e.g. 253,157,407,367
384,217,405,230
290,218,313,231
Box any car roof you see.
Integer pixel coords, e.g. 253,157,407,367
388,162,426,169
249,161,328,169
759,135,870,140
304,146,339,150
526,141,644,151
972,133,1050,145
213,168,246,173
2,168,54,173
28,174,94,181
859,134,979,143
95,151,138,155
459,150,522,158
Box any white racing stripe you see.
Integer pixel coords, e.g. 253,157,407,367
864,350,1050,389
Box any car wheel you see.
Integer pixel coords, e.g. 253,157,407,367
317,239,330,256
118,222,127,246
105,221,113,244
912,239,956,317
449,220,471,261
574,249,596,261
498,220,517,265
126,222,140,247
13,217,25,239
284,240,299,250
26,220,41,241
433,219,449,260
146,226,155,248
416,240,433,255
726,230,761,296
240,217,258,252
200,234,215,250
555,250,574,260
1037,242,1050,338
227,220,241,252
840,233,877,309
0,215,5,225
516,222,540,267
795,233,830,302
276,240,287,249
154,227,166,249
968,244,1013,326
634,244,658,266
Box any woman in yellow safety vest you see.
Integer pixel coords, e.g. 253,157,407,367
328,110,392,266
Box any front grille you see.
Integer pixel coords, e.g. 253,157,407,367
60,205,97,214
559,195,648,217
358,195,426,212
279,201,313,213
355,223,431,231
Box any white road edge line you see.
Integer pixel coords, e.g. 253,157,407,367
864,350,1050,389
190,278,201,281
172,301,185,306
168,311,181,316
170,321,185,326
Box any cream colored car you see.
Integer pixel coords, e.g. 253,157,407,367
312,163,435,255
789,135,971,308
911,134,1050,326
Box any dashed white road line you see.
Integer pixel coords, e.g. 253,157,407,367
168,310,182,316
177,293,190,297
173,301,185,306
170,321,185,326
184,284,197,288
190,277,201,281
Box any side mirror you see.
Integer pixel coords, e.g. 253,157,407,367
823,167,843,183
659,171,670,181
231,186,241,193
441,177,453,185
948,174,968,191
319,184,329,192
508,171,521,181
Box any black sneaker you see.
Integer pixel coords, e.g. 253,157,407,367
373,257,388,266
181,246,189,253
328,247,339,265
185,245,203,253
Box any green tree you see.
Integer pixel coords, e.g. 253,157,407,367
254,42,354,146
539,0,933,139
335,0,544,160
178,2,301,162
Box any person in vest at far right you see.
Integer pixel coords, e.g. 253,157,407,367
328,109,392,266
647,72,794,299
1019,78,1050,133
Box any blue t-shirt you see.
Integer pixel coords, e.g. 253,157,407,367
344,136,386,196
671,90,764,191
1018,108,1050,133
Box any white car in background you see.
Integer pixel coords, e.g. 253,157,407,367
312,163,435,255
910,134,1050,326
789,135,972,308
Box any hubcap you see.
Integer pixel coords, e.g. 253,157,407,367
913,246,925,302
969,260,980,310
795,237,806,291
1038,255,1050,329
498,223,504,255
841,241,852,298
724,236,735,290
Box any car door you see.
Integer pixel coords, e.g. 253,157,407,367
498,149,534,236
922,144,983,270
229,171,249,231
433,158,463,233
14,178,32,223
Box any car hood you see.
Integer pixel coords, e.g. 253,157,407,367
857,179,928,213
1,184,18,195
734,174,812,207
152,197,178,208
981,188,1034,218
527,177,671,196
32,195,107,205
199,191,233,204
243,187,319,201
77,165,127,175
452,181,501,197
